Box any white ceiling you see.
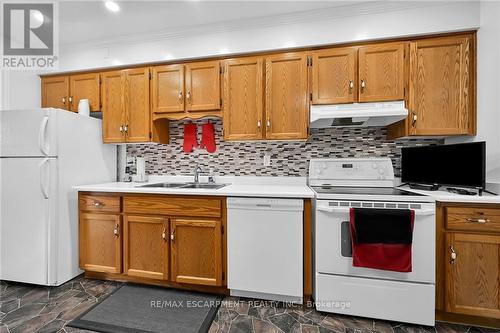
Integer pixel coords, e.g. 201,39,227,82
59,1,359,46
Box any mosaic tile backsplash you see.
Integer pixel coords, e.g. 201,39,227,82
126,119,442,177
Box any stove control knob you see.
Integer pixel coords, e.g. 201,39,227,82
321,163,327,169
316,169,322,175
378,168,385,175
372,163,378,169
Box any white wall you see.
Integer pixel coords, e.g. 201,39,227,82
446,1,500,183
5,0,500,182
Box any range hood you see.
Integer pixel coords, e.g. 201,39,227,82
310,101,408,128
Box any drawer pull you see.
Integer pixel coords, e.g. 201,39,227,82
93,200,104,207
466,218,489,224
162,228,167,241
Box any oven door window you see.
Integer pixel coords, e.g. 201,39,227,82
341,221,352,257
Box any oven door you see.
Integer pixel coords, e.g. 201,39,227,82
315,200,435,283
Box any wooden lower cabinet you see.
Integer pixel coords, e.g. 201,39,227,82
437,202,500,327
445,233,500,319
79,193,225,289
170,218,222,286
123,215,169,280
79,213,122,274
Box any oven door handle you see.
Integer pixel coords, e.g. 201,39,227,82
317,206,435,216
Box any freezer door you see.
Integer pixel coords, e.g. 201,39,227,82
0,109,58,157
0,157,57,285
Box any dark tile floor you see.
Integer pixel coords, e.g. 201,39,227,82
0,276,498,333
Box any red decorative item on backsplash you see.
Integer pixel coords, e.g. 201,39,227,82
200,121,216,153
183,122,198,153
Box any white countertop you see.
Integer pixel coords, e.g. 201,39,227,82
399,185,500,204
74,176,315,199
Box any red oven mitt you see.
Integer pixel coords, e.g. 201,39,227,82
200,121,216,153
183,122,198,153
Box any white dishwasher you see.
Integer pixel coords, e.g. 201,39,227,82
227,197,304,303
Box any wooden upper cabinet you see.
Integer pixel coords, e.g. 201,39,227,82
152,64,185,114
223,57,264,141
69,73,100,112
311,47,357,104
123,215,169,280
265,52,309,140
79,213,122,274
185,60,221,112
101,70,125,143
170,218,222,286
408,35,474,136
358,42,406,102
123,68,150,142
446,233,500,319
41,76,69,110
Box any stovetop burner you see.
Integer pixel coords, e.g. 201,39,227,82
311,186,424,196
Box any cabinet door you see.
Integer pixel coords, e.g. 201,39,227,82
358,42,405,102
79,213,122,274
41,76,69,110
170,218,222,286
408,36,473,135
69,73,100,112
124,215,169,280
124,67,151,142
446,233,500,318
223,57,264,141
152,64,185,114
311,47,357,104
185,60,221,112
101,70,125,143
264,52,308,140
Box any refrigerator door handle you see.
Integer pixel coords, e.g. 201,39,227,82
40,158,50,199
38,116,49,156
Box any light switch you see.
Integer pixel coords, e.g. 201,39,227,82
263,154,271,167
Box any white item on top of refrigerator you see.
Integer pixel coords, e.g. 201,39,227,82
0,108,116,286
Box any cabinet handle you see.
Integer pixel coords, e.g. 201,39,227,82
93,200,103,207
266,119,271,131
257,120,261,129
466,218,490,224
62,97,66,104
124,124,128,133
411,112,418,127
113,224,120,237
178,91,183,102
186,91,191,103
170,229,175,243
450,246,456,264
162,228,167,241
349,80,354,93
69,96,73,105
360,80,366,92
119,125,123,133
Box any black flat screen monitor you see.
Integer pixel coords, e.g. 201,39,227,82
401,142,486,189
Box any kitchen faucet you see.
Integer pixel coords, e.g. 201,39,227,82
194,165,203,183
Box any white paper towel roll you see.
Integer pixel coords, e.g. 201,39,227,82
136,157,146,180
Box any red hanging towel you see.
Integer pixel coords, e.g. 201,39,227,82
183,122,198,153
200,121,216,153
349,208,415,272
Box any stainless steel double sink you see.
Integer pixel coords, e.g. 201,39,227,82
137,182,227,190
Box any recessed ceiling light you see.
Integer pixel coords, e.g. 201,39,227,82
104,1,120,13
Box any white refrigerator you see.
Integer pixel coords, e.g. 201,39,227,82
0,108,116,286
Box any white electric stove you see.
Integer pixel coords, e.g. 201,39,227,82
309,158,436,326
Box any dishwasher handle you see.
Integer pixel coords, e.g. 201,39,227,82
227,197,304,211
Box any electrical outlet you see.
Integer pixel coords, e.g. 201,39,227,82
263,154,271,167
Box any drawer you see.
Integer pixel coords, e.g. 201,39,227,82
79,194,121,213
445,207,500,233
124,195,222,218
